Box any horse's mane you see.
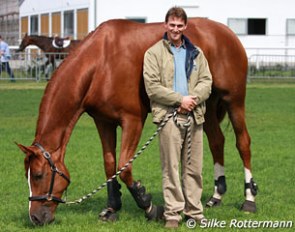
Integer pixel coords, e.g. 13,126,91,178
29,34,54,40
48,21,109,76
47,19,159,85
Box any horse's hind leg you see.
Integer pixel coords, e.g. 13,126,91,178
227,97,258,212
95,120,122,221
204,96,227,208
119,114,163,221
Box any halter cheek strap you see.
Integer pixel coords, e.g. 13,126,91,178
28,143,71,203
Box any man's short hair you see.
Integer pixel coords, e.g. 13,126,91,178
165,7,188,24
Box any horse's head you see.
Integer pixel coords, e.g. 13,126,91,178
16,33,30,52
17,143,70,226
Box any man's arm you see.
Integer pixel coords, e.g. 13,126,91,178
143,49,183,107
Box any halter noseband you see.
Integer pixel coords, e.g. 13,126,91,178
28,143,71,203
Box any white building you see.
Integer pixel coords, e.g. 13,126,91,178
19,0,295,56
0,0,20,44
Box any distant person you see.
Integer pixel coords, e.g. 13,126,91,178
0,35,15,82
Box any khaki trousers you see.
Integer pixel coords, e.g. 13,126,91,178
158,114,204,221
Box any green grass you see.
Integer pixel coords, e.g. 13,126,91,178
0,82,294,231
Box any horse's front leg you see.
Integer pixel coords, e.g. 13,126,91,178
119,114,164,221
95,121,122,221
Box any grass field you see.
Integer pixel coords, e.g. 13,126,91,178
0,81,294,232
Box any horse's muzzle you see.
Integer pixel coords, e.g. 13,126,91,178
30,207,55,226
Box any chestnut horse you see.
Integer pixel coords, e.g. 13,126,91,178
18,18,257,225
16,33,80,78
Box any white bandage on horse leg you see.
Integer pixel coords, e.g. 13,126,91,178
213,163,225,199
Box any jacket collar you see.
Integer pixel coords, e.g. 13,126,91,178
163,32,199,79
163,33,198,55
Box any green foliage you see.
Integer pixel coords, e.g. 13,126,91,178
0,82,294,231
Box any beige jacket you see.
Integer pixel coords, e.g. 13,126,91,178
143,35,212,124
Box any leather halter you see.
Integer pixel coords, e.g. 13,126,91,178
28,143,71,203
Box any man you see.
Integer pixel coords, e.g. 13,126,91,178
143,7,212,228
0,35,15,82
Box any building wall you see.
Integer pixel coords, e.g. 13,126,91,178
195,0,295,55
90,0,199,27
19,0,295,56
0,0,20,45
19,0,90,40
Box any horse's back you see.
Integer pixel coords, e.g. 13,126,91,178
100,18,248,94
186,18,248,94
52,18,247,116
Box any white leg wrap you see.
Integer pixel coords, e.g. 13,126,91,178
213,163,225,199
214,162,225,180
213,186,222,200
244,168,252,183
244,168,255,202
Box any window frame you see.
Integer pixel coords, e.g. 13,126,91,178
228,18,267,36
286,18,295,36
228,18,247,35
30,15,39,34
126,17,146,23
63,10,74,37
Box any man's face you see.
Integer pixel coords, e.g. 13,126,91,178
164,16,187,45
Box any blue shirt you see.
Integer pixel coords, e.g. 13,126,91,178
170,44,188,96
0,40,11,62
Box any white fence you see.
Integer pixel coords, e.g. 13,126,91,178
248,54,295,79
1,47,295,81
0,47,68,81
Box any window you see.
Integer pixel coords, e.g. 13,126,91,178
287,19,295,35
248,19,266,35
228,18,266,35
64,10,74,36
127,18,146,23
30,15,38,34
228,18,247,35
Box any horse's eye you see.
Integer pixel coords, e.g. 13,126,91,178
32,172,44,181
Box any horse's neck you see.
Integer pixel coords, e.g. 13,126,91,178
35,82,83,152
31,37,51,51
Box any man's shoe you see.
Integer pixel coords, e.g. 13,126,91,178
165,220,179,228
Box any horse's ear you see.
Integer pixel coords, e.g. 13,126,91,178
16,143,35,177
16,143,35,156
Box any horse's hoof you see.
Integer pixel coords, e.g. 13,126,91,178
99,208,118,222
145,204,164,221
206,196,221,208
241,200,257,213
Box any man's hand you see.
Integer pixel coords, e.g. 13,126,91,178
178,96,197,113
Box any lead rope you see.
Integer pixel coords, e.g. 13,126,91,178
172,110,192,165
66,109,192,205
